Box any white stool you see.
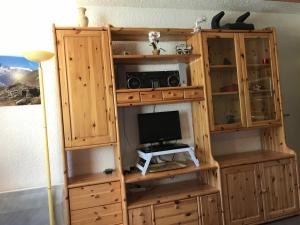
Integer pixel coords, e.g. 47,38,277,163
136,147,200,175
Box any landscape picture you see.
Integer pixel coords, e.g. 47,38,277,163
0,56,40,106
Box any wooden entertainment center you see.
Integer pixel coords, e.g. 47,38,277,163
53,25,300,225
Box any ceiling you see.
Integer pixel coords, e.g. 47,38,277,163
77,0,300,14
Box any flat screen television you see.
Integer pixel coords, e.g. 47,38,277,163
137,111,182,144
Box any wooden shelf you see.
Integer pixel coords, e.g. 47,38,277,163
65,142,117,151
210,65,236,69
127,179,219,209
124,161,218,184
212,91,239,96
113,54,200,64
247,64,271,68
249,89,273,94
111,27,193,41
116,86,198,93
68,171,120,188
215,150,295,169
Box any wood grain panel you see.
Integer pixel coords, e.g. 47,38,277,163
262,158,300,219
184,88,204,99
117,92,140,104
221,164,264,225
71,203,122,225
162,89,184,100
154,198,199,225
140,91,162,102
128,206,153,225
199,193,223,225
55,29,116,148
69,181,121,210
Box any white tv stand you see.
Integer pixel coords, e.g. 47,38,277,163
136,146,200,175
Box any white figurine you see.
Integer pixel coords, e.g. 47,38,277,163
193,16,207,33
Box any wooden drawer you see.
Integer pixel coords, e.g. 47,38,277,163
184,88,204,99
117,92,140,104
154,198,199,225
128,206,152,225
140,91,162,102
69,181,121,210
162,89,184,100
71,203,123,225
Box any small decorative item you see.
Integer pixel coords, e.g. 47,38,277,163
78,7,89,27
220,84,238,92
262,58,269,64
122,51,129,55
251,84,264,91
211,11,254,30
148,31,165,55
176,44,192,55
193,16,207,33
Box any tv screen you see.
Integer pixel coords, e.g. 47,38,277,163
137,111,182,144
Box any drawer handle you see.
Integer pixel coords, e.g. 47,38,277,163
128,96,134,100
95,216,101,221
185,212,192,217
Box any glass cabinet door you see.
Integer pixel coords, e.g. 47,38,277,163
204,34,245,131
241,34,281,126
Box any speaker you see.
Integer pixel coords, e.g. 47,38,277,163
126,71,180,89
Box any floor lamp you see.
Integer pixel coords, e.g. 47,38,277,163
23,50,55,225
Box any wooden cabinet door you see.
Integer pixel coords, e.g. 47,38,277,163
202,32,246,132
221,164,264,225
199,193,223,225
239,32,281,127
128,206,153,225
261,158,300,220
56,29,116,148
154,198,199,225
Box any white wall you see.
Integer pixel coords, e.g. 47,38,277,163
1,1,300,192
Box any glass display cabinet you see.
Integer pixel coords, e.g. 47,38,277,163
241,33,281,127
203,32,281,132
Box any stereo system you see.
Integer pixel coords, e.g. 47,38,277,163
126,71,180,89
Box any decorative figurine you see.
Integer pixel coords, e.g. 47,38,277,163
77,7,89,27
193,16,207,33
176,44,192,55
211,11,254,30
148,31,165,55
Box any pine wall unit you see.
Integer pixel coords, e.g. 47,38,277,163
53,25,300,225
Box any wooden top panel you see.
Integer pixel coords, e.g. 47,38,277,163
68,171,120,188
113,54,201,64
124,161,218,184
127,180,219,209
215,150,295,169
55,26,107,31
110,27,273,41
116,86,202,93
111,27,193,41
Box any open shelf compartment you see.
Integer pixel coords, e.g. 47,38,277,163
124,161,218,184
68,171,120,188
127,179,219,209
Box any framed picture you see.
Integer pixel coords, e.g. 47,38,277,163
0,55,39,106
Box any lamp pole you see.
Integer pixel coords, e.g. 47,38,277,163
23,50,55,225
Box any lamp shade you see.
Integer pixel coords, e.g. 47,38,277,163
23,50,54,63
